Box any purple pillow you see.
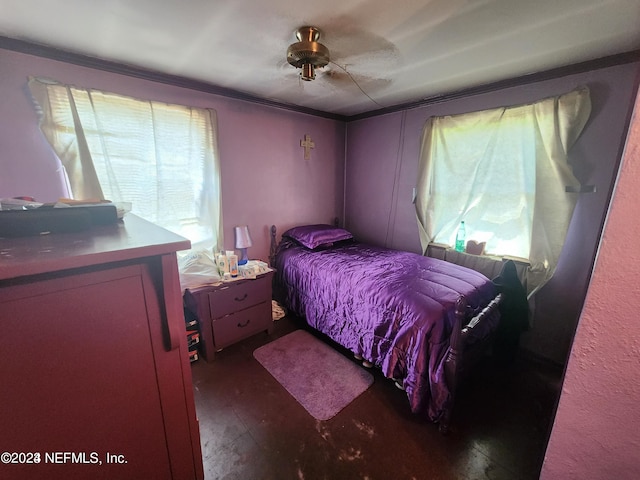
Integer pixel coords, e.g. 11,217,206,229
283,224,353,250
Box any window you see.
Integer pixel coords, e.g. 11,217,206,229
422,107,537,259
28,77,222,251
416,87,591,295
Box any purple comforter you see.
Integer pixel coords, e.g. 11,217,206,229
274,239,498,421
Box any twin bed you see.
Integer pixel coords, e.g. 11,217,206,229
269,223,503,432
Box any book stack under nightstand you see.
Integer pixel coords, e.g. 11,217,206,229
184,306,201,363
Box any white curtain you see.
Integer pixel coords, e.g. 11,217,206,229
416,87,591,296
28,77,223,252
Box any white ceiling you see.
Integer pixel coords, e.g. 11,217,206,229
2,0,639,117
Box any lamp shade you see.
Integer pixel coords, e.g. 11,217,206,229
234,226,253,249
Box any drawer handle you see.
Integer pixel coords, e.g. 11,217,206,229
237,319,251,328
234,293,248,302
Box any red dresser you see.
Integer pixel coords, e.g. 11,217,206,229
0,214,203,480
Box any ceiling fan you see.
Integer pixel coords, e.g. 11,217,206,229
286,25,396,80
286,26,330,81
282,25,399,108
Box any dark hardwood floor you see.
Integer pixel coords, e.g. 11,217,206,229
190,316,562,480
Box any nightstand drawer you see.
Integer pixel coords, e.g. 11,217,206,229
208,275,271,318
212,301,271,349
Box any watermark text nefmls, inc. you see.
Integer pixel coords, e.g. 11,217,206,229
1,451,127,465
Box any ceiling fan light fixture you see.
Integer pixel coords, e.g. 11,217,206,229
286,26,330,81
300,63,315,81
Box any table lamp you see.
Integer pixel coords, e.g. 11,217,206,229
234,225,252,265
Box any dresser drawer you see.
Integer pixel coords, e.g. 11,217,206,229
212,301,271,350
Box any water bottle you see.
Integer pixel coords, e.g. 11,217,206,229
455,221,466,252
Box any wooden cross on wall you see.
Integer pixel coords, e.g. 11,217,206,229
300,134,315,160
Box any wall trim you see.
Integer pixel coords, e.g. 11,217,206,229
349,50,640,121
0,36,346,122
2,36,638,123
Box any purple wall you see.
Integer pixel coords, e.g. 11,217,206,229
345,62,640,364
0,48,345,263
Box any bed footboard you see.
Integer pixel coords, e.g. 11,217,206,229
440,293,503,434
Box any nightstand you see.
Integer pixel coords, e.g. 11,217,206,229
184,270,274,361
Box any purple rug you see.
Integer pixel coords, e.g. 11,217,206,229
253,329,374,421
